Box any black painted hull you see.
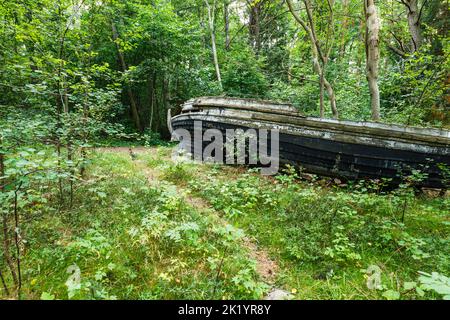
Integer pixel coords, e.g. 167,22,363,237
171,116,450,188
171,97,450,187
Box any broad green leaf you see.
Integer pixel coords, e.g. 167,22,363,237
382,290,400,300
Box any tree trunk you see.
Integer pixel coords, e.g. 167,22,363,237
2,212,17,288
161,74,170,137
13,186,22,298
249,0,261,53
319,70,325,118
364,0,381,121
287,0,339,119
57,4,69,114
224,1,230,50
154,75,161,133
0,144,4,194
111,22,143,132
403,0,423,52
148,74,155,132
205,0,223,89
323,77,338,118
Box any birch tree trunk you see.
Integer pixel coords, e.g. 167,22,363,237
364,0,381,121
205,0,223,90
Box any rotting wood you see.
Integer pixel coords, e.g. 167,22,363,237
171,97,450,188
178,97,450,145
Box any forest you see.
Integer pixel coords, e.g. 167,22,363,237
0,0,449,300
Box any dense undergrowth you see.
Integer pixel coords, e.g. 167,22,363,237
1,0,449,302
144,148,450,300
1,147,449,300
8,151,267,300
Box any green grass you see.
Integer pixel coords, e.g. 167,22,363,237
160,153,450,300
17,151,267,300
4,146,449,300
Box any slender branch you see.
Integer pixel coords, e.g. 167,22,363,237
399,0,412,13
303,0,325,64
13,181,23,299
0,269,9,296
390,30,407,53
417,0,428,23
412,54,448,111
385,42,408,58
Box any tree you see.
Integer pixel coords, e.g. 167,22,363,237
204,0,223,90
111,21,143,132
286,0,339,119
400,0,425,52
364,0,381,121
224,0,230,50
248,0,263,54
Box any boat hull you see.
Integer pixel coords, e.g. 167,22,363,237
171,113,449,188
171,96,450,188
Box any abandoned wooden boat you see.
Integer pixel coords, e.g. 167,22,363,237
170,96,450,188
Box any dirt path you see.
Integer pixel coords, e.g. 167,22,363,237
98,147,288,297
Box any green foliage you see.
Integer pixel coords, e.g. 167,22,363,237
222,46,269,98
381,42,450,126
186,161,450,300
2,151,269,299
161,162,193,184
418,271,450,300
1,0,449,301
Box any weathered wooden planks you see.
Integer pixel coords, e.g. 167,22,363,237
182,97,450,146
172,97,450,188
183,96,301,116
